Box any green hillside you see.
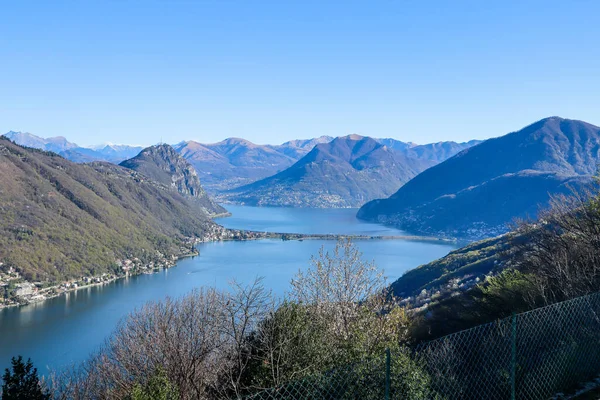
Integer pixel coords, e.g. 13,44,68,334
0,137,218,282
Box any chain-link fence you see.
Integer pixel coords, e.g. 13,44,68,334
242,292,600,399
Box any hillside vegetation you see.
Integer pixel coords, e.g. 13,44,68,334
404,183,600,341
47,182,600,398
0,137,219,282
358,117,600,239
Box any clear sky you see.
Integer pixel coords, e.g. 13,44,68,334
1,0,599,147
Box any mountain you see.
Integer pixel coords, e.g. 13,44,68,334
173,138,298,191
271,136,334,159
88,144,144,163
3,131,79,153
403,140,483,163
2,131,142,163
358,117,600,239
0,137,220,282
224,135,435,208
375,138,482,163
376,138,417,152
59,144,144,164
58,148,108,163
119,144,227,217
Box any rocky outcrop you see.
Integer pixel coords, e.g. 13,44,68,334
120,144,227,217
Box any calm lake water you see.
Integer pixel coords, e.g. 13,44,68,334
0,205,457,374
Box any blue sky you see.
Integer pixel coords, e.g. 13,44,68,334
1,0,599,146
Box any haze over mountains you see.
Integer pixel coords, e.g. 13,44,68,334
225,135,437,207
377,139,482,163
4,116,600,286
3,131,79,154
358,117,600,239
173,138,301,191
11,118,600,236
3,131,143,164
3,131,481,197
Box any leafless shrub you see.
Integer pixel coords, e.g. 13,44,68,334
290,238,391,341
513,183,600,304
51,240,411,399
52,279,270,399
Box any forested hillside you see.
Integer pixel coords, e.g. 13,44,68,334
0,137,220,282
358,117,600,238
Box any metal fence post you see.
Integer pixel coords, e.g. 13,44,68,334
385,348,391,400
511,313,517,400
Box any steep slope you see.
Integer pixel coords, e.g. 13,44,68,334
392,234,512,301
225,135,435,208
120,144,227,217
174,138,298,191
358,117,600,238
0,137,220,282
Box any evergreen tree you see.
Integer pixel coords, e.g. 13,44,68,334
1,356,50,400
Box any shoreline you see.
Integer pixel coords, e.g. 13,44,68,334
222,231,455,244
1,228,452,311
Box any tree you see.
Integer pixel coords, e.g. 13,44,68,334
51,279,272,400
290,239,409,356
51,241,415,398
237,239,413,394
127,369,178,400
214,278,272,399
2,356,50,400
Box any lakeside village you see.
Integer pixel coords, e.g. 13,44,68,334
0,227,280,310
1,224,461,310
0,254,180,310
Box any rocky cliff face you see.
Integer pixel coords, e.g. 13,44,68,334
120,144,228,217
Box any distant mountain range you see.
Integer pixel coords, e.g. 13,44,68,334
3,131,481,199
377,139,482,163
7,118,600,240
270,136,335,159
222,135,482,208
223,135,436,207
0,137,221,282
3,131,79,153
173,138,300,191
358,117,600,239
120,144,227,217
180,137,480,193
2,132,143,164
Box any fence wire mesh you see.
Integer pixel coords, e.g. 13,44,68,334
241,292,600,399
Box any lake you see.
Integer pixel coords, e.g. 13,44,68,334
0,205,457,374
